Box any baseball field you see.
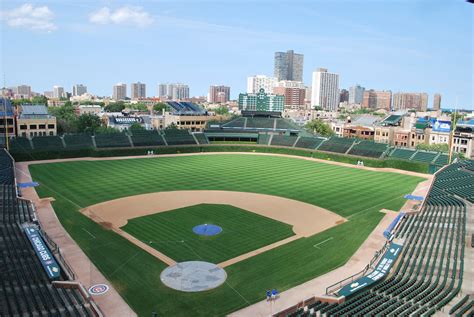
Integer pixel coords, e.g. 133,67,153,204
29,153,425,316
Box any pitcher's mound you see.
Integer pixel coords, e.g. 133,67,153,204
160,261,227,292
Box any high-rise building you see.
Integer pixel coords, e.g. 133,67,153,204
392,92,428,111
72,84,87,96
238,88,284,112
311,68,340,111
131,82,146,99
349,85,365,104
247,75,277,94
274,50,304,82
208,85,231,103
433,93,442,110
273,81,306,109
339,89,349,103
362,90,392,110
16,85,32,97
53,86,65,99
113,83,127,100
158,83,189,100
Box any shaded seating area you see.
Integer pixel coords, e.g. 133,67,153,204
271,135,298,147
193,133,209,145
63,134,94,150
163,129,197,146
294,137,324,150
246,117,275,129
317,137,355,154
348,140,388,158
258,134,271,145
94,132,131,148
129,130,165,147
31,136,64,151
411,150,438,163
9,137,33,153
389,148,416,160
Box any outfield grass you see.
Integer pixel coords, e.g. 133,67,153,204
29,154,425,316
121,203,295,263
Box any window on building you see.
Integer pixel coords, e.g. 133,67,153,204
48,124,55,129
30,125,37,129
49,131,54,136
39,124,46,129
20,124,27,129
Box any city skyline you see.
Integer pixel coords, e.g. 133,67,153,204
1,1,472,109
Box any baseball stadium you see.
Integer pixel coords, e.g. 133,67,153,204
1,111,474,317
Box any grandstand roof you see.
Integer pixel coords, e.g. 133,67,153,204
166,101,207,115
0,98,14,116
381,115,402,125
19,104,54,119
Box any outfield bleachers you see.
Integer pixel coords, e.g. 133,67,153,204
271,135,298,147
433,154,449,166
275,119,300,130
348,140,388,158
0,148,93,316
246,117,275,129
221,117,246,128
130,130,166,147
389,148,416,160
193,133,209,145
63,134,94,150
317,137,355,154
163,129,197,146
94,132,131,148
258,134,271,145
411,150,438,164
31,136,64,151
9,137,33,153
294,137,324,150
285,160,472,317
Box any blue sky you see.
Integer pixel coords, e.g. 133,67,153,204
1,0,473,108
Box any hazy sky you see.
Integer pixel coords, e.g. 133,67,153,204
1,0,473,108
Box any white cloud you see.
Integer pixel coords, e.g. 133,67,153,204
1,3,57,32
89,6,154,28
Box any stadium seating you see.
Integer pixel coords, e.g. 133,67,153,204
285,160,472,317
94,132,131,148
433,153,449,166
270,135,298,147
348,140,388,158
246,117,275,129
193,133,209,145
63,134,94,150
411,150,438,163
294,137,324,150
31,136,64,151
275,119,300,130
317,137,355,154
221,117,246,128
163,129,197,146
389,148,416,160
9,137,33,153
129,130,166,147
258,134,271,145
0,149,93,316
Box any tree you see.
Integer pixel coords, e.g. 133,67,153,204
95,126,119,134
153,102,168,113
214,106,229,115
305,119,334,137
31,95,48,104
129,122,145,131
48,103,78,133
76,113,102,133
105,102,125,112
130,103,148,111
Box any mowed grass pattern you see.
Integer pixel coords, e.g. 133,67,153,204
29,154,425,317
121,204,295,263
